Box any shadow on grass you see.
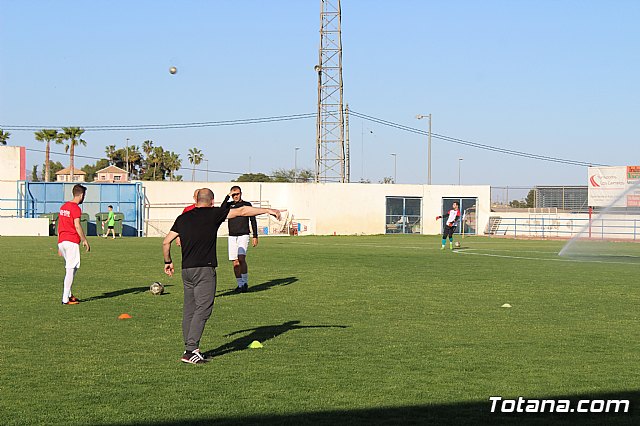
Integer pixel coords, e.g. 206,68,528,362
82,284,174,302
216,276,298,297
202,320,348,359
122,390,638,425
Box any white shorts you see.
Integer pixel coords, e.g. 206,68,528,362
58,241,81,269
228,235,250,261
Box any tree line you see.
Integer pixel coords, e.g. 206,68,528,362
25,127,201,182
4,127,316,183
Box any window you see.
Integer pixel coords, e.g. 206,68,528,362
386,197,422,234
114,175,121,181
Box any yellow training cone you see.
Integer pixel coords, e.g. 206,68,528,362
501,303,512,308
248,340,263,349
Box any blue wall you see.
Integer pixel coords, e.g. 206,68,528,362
25,182,143,236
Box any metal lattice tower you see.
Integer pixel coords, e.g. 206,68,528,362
315,0,346,183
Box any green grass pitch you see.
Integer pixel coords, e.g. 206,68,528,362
0,235,638,425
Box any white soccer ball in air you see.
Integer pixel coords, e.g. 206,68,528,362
169,66,177,74
150,282,165,295
454,241,461,248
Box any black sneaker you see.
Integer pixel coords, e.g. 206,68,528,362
234,286,243,293
192,349,206,361
181,351,206,364
241,284,248,293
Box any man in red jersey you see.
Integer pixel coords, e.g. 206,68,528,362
58,184,90,305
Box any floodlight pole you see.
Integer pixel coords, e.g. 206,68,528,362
416,114,432,184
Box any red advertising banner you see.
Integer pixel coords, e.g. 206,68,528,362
628,166,640,182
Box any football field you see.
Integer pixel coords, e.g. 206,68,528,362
1,235,638,425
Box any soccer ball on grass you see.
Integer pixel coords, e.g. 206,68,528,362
454,241,461,248
150,282,165,295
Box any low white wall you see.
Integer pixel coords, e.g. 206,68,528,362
141,181,491,237
0,218,49,236
0,181,20,217
0,179,492,237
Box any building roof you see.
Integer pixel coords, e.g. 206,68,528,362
55,167,86,175
96,165,128,174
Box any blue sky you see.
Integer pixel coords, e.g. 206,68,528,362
1,0,638,188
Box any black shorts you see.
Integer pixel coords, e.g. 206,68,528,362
108,225,114,229
443,225,456,238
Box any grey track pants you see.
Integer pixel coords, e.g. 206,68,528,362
181,266,217,352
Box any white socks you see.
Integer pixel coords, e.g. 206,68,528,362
62,268,77,303
236,274,249,287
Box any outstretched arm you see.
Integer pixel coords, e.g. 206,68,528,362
228,206,283,221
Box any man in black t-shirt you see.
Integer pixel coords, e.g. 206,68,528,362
226,185,259,293
162,188,282,364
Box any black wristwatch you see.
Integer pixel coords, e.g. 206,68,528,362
164,260,172,264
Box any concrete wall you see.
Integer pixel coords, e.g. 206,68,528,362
0,178,491,237
0,146,26,181
0,218,49,236
141,181,491,237
0,181,20,217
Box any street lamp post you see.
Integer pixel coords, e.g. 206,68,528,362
416,114,432,184
391,153,397,184
125,138,129,180
294,147,300,182
458,158,463,185
360,124,373,182
205,159,209,182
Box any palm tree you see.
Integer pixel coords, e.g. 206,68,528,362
0,129,10,145
34,129,59,182
105,145,118,164
58,127,87,181
164,151,182,181
126,145,142,179
150,146,165,180
141,140,154,176
142,140,154,157
187,148,204,182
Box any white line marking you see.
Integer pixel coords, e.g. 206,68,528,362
455,250,640,265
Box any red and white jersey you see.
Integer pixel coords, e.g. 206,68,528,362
445,209,461,226
58,201,82,244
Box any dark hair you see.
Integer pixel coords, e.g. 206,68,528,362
230,185,241,192
108,205,113,209
72,184,87,196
